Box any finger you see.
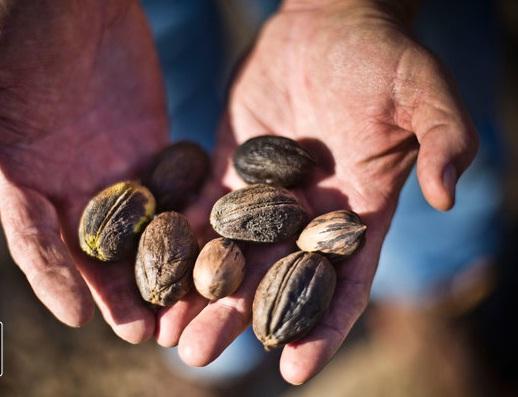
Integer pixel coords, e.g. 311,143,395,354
279,277,369,385
156,291,208,347
178,243,293,367
62,201,155,344
74,255,156,344
394,48,478,211
416,122,477,211
171,117,250,353
280,224,385,385
0,183,94,327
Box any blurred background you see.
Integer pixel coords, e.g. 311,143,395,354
1,0,518,396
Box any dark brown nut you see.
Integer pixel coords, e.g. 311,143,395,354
210,184,308,243
233,135,315,187
146,141,210,211
135,211,198,306
252,251,336,350
296,210,366,258
79,181,155,262
193,238,245,300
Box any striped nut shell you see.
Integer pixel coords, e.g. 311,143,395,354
210,184,308,243
135,211,198,306
79,181,155,262
296,210,366,258
252,251,336,350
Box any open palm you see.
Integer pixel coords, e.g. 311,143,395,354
159,1,478,384
0,1,168,342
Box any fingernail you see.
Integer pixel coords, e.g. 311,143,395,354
443,164,457,201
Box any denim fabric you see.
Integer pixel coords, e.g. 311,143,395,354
141,0,225,150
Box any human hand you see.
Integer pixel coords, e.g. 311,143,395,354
0,0,168,342
157,0,478,384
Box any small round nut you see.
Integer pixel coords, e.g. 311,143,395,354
233,135,315,187
78,181,155,262
135,211,198,306
193,238,245,300
296,210,366,258
146,141,210,211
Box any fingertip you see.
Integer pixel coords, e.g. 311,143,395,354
441,163,457,208
156,326,179,348
280,357,307,386
425,188,455,212
280,341,326,386
155,320,179,348
178,338,209,367
155,293,208,348
418,164,456,212
60,298,95,328
176,300,250,367
113,315,155,344
156,337,177,348
30,268,96,328
155,309,179,347
76,257,158,345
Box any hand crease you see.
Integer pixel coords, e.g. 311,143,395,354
215,300,251,328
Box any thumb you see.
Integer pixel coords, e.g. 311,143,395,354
416,118,478,211
396,49,479,211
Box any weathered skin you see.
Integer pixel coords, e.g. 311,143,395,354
297,210,367,258
210,184,308,243
233,135,315,187
193,238,246,301
135,211,198,306
146,141,210,211
78,181,155,262
252,251,336,350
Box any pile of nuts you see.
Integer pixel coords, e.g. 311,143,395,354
78,135,366,350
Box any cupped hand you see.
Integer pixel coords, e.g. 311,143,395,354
0,0,168,342
157,0,478,384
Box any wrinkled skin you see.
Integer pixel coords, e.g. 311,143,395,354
0,0,478,386
159,0,478,385
0,0,168,342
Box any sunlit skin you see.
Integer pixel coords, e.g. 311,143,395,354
159,0,478,384
0,0,477,385
0,1,169,342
